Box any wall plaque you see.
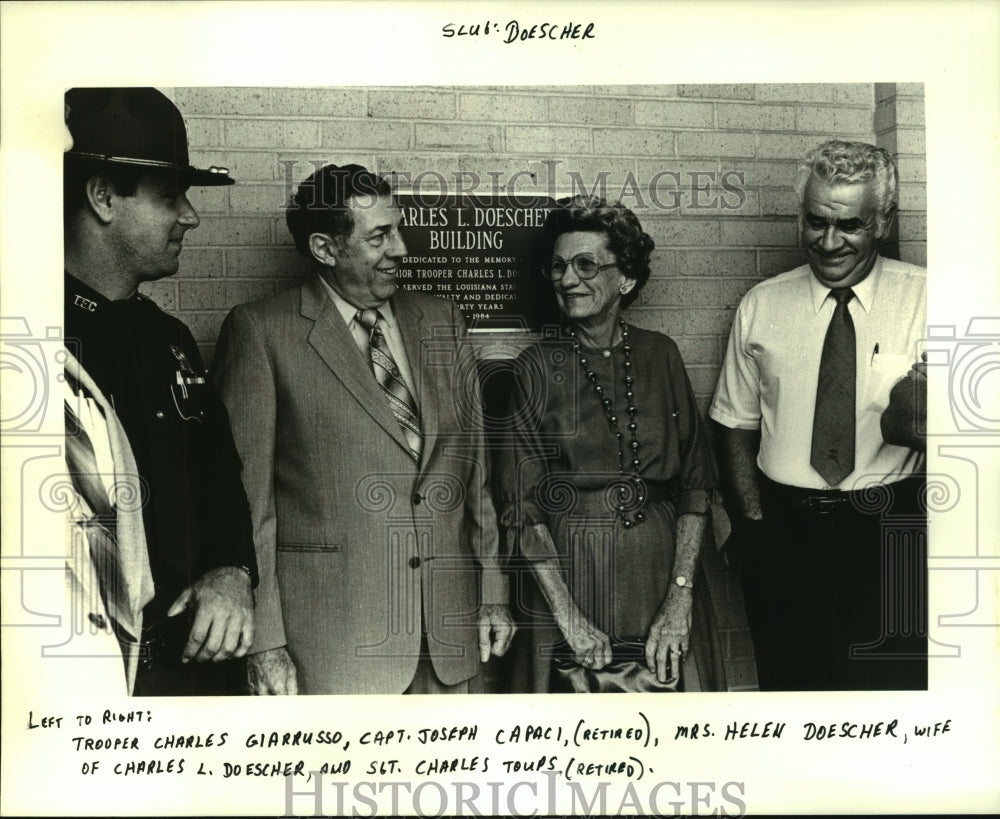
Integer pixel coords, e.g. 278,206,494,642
396,194,557,331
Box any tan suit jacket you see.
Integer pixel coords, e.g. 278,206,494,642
213,274,505,694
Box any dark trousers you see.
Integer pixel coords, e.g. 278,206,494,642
742,475,927,691
132,612,247,697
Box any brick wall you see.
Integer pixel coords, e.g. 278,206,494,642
875,83,927,266
150,83,926,692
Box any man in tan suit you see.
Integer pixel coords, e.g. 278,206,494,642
213,164,514,694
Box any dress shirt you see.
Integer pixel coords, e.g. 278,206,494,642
318,274,419,406
63,378,117,510
710,256,926,490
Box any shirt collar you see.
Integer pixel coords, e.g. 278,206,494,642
65,272,143,316
65,272,111,314
807,254,883,314
316,273,396,330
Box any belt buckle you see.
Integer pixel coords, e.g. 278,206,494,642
805,494,845,514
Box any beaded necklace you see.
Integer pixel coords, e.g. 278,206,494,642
568,319,646,528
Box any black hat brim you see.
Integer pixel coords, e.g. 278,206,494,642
65,152,235,187
184,166,236,187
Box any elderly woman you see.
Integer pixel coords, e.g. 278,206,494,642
502,195,725,693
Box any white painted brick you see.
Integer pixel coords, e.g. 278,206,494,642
322,120,411,150
369,90,456,119
460,94,547,121
758,188,800,218
225,120,319,149
756,84,834,103
678,84,754,100
676,132,755,158
593,128,673,156
759,248,808,277
185,217,273,246
226,248,312,279
229,184,291,215
717,103,796,132
177,249,224,278
548,96,632,125
594,85,677,97
634,100,714,129
138,280,178,311
271,88,365,117
679,189,760,217
505,126,592,155
191,151,281,181
720,219,797,247
415,124,501,151
796,105,873,135
834,84,873,105
174,87,271,116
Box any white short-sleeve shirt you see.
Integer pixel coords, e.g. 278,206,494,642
710,256,926,490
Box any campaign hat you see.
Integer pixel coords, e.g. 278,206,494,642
65,87,233,186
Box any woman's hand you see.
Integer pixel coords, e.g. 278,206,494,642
645,587,693,683
525,536,614,671
557,611,613,670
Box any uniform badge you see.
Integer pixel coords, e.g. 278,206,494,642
170,345,199,376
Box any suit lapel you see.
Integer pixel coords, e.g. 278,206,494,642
393,292,438,470
300,275,413,455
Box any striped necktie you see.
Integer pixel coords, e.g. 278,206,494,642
810,287,857,486
357,309,423,462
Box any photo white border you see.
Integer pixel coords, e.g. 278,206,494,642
2,1,998,815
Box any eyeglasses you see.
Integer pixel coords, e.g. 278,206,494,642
541,253,619,281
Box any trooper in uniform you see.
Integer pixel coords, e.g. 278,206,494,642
63,87,258,696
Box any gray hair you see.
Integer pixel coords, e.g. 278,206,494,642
793,140,898,231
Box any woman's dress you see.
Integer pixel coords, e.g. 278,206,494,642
500,324,727,692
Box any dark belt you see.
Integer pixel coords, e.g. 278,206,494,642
761,475,924,517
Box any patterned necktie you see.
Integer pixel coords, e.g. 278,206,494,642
357,309,423,462
810,287,857,486
64,400,135,643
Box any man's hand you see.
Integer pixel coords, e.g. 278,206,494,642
167,566,254,663
881,358,927,450
478,603,516,662
645,588,693,683
247,647,298,695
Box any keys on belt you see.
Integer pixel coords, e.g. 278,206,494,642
787,493,851,514
136,617,187,672
763,477,853,515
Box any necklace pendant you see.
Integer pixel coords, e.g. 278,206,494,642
601,348,611,359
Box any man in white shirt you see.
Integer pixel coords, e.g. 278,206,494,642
213,164,514,694
711,140,927,690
